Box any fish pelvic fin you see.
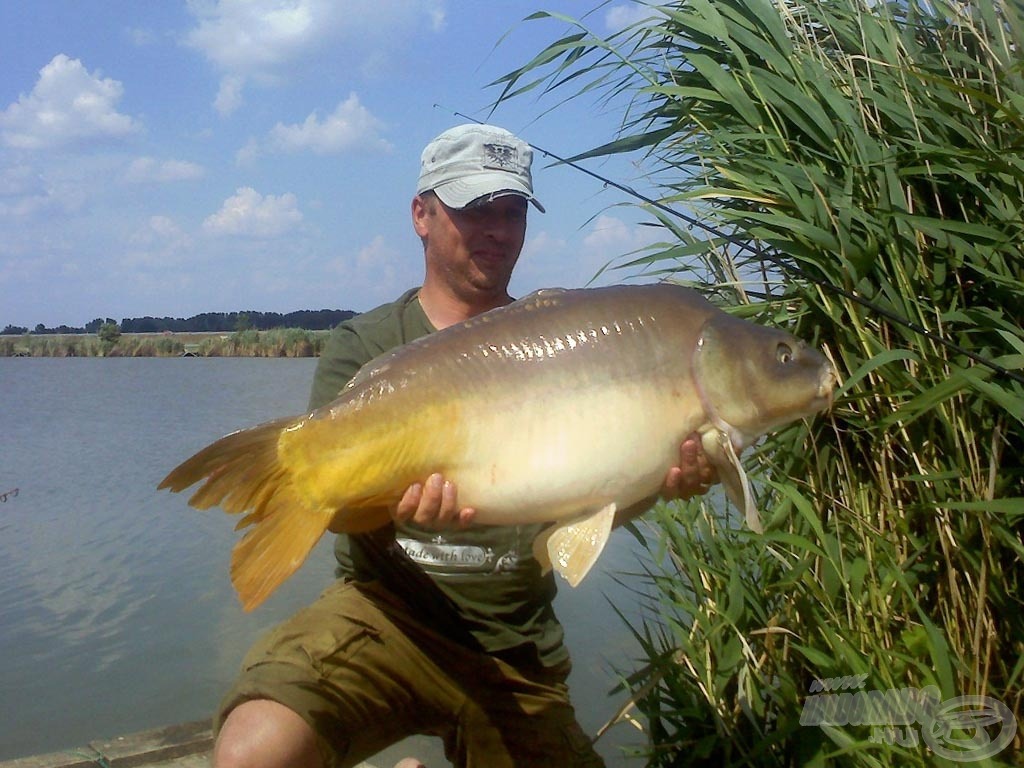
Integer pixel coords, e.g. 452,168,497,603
533,503,617,587
701,430,763,533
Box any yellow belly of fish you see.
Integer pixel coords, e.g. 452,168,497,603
281,396,467,513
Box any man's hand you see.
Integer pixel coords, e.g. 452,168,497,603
662,432,718,501
394,473,477,529
613,432,718,528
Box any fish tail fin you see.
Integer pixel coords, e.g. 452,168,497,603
231,497,335,611
158,416,295,514
159,417,337,610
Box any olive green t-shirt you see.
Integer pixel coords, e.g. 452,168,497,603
309,287,567,669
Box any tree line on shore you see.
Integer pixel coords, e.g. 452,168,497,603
1,326,333,358
2,308,355,336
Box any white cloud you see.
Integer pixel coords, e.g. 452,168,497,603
425,5,446,32
126,27,157,46
124,215,195,267
235,137,261,166
267,93,391,155
604,3,663,31
580,214,670,282
324,233,420,309
185,0,330,115
213,75,245,117
509,230,571,294
512,215,662,294
147,215,187,240
184,0,447,112
0,54,141,149
203,187,303,237
583,214,658,256
124,157,206,183
186,0,320,73
0,164,44,202
355,235,399,286
0,163,88,218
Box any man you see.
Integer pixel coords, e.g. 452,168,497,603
213,124,715,768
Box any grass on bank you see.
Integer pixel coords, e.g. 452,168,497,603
0,328,329,358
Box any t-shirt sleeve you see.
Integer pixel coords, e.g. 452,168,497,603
308,324,372,410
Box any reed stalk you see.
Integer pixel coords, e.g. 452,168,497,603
499,0,1023,763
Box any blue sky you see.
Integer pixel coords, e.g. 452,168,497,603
0,1,667,329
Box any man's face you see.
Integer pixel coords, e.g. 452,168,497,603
414,193,528,301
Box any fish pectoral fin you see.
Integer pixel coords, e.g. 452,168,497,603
532,503,617,588
701,430,762,533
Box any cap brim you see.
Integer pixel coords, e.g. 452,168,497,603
433,174,545,213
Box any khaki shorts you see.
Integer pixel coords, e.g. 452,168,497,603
216,580,605,768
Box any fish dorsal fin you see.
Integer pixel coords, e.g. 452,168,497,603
533,502,617,587
700,430,763,533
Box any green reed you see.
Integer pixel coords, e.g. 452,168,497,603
499,0,1023,764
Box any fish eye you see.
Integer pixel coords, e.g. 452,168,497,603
777,343,794,365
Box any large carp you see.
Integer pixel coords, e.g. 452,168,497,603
160,284,835,610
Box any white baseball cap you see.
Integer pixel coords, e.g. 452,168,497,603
416,124,545,212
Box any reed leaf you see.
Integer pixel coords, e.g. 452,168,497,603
500,0,1023,764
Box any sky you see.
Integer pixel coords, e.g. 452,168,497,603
0,1,669,330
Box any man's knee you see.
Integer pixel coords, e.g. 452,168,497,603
214,699,323,768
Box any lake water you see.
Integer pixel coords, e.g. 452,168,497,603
0,357,656,765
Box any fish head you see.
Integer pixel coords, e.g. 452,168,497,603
693,311,836,447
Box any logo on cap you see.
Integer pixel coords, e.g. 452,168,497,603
483,143,521,172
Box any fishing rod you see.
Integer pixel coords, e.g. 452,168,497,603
439,106,1024,388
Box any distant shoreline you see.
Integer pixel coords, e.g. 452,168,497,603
0,329,331,358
